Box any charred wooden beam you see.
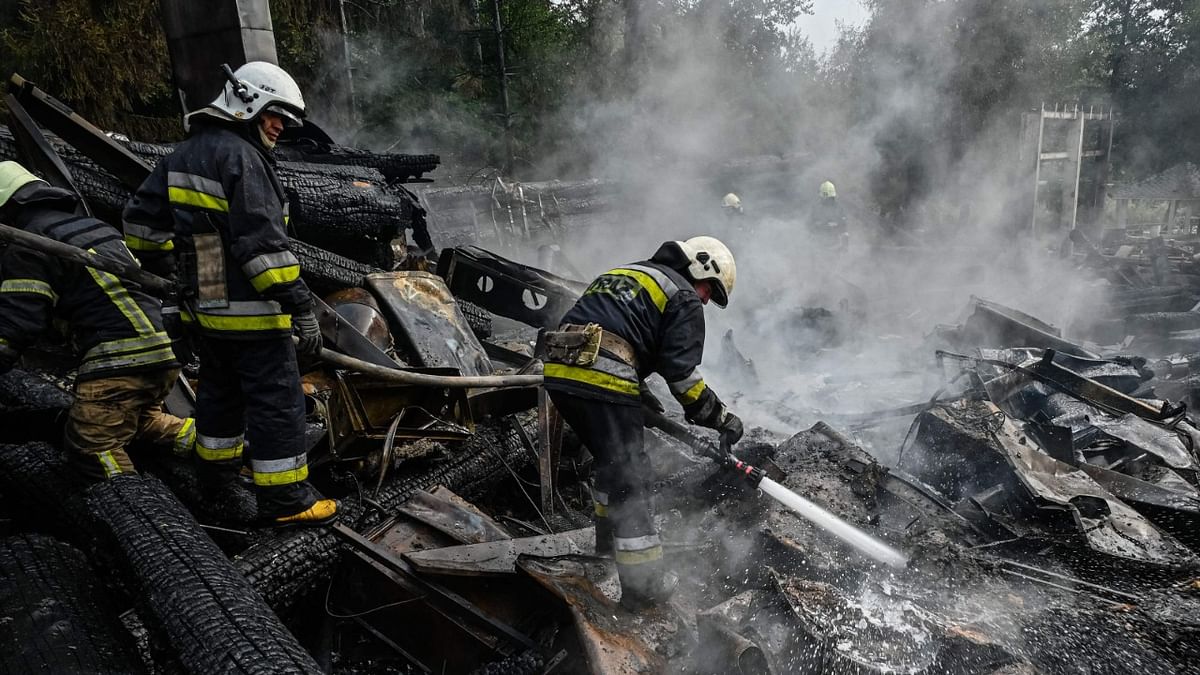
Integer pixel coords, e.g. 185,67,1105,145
274,144,439,184
0,125,412,269
234,413,537,615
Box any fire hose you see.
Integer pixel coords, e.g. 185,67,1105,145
305,343,543,389
643,408,908,569
0,222,545,389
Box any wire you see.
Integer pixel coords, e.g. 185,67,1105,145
490,444,554,533
323,577,424,619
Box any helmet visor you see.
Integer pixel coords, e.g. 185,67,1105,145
263,103,305,128
711,280,729,308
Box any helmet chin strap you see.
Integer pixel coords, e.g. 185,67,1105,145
258,125,277,150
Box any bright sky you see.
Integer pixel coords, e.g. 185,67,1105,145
792,0,871,53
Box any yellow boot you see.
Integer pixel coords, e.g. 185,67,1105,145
269,498,339,528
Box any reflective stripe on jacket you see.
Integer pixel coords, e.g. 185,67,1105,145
122,122,311,339
543,260,725,425
0,189,177,380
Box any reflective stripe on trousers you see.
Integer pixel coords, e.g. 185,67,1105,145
614,533,664,566
250,454,309,487
196,433,244,462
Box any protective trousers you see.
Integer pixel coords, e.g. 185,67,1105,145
548,391,668,602
64,368,194,483
194,335,315,518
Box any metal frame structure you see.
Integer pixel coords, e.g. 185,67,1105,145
1023,104,1115,238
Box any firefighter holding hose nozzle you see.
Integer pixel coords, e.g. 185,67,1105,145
543,236,743,609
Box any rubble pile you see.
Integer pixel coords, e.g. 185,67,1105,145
3,79,1200,675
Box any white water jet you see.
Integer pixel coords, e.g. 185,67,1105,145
758,476,909,569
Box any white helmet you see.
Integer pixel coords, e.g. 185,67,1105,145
676,236,736,308
202,61,306,127
721,193,743,212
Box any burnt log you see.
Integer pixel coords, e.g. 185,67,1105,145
87,475,321,674
0,125,412,270
0,534,144,674
275,142,439,184
234,413,536,614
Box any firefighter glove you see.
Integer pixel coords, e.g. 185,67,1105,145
293,311,323,356
718,410,744,446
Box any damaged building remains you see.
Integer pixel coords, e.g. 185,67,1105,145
4,0,1200,673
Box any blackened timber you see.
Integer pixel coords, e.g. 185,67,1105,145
234,413,537,614
0,125,414,269
274,144,439,184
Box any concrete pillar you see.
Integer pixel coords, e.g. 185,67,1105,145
160,0,278,114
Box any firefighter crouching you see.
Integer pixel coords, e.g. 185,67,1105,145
543,236,744,609
122,62,335,527
0,161,195,483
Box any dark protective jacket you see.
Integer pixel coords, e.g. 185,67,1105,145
811,197,846,227
122,121,312,339
0,185,177,381
543,243,726,427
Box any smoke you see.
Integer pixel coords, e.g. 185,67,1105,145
477,0,1111,456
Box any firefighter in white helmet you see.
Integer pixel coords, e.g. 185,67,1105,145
721,192,743,215
543,236,742,609
123,62,336,527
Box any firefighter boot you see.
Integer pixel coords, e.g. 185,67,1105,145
619,567,678,611
264,483,340,528
196,458,258,522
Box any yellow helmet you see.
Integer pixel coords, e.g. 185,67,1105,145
0,161,46,209
819,181,837,199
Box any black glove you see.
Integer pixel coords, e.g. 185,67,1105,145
292,311,323,357
718,410,744,447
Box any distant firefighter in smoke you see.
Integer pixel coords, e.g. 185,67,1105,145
542,236,744,609
809,179,848,250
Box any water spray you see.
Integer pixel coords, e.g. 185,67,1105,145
644,409,909,570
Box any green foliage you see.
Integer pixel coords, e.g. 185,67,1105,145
0,0,178,139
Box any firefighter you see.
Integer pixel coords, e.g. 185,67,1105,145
0,161,195,483
543,236,743,609
810,180,848,250
122,62,336,527
721,193,744,216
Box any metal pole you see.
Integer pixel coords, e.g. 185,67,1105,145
491,0,514,176
337,0,358,127
1030,103,1047,241
1069,104,1087,232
